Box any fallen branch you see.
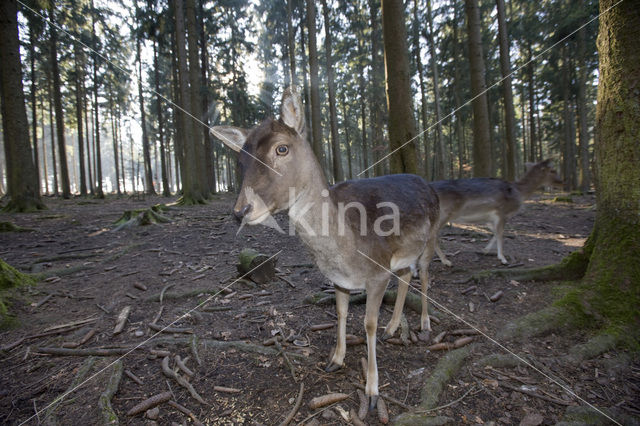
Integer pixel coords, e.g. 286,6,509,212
213,386,241,393
161,356,206,404
278,382,304,426
413,385,476,413
124,369,143,386
62,327,97,349
113,306,131,335
98,360,123,425
1,323,88,352
175,355,194,377
167,400,204,426
153,336,307,360
126,392,172,416
145,287,221,303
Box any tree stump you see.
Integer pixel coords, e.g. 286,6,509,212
237,249,277,284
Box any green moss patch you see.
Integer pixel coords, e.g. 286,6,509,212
0,259,36,326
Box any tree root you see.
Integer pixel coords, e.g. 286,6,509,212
471,248,590,283
498,306,575,340
43,357,96,423
167,400,204,426
113,205,171,231
161,356,206,404
144,287,221,302
394,346,472,425
0,221,35,232
152,336,307,361
565,333,619,365
278,382,304,426
305,289,426,316
98,360,123,425
1,258,36,324
35,346,141,356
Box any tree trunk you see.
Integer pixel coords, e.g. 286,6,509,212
576,16,591,193
451,0,466,178
425,0,446,179
495,0,516,181
305,0,325,169
49,9,71,199
340,93,353,180
381,0,418,175
40,98,49,194
91,1,104,198
562,49,576,191
186,0,207,198
298,17,312,135
286,0,297,87
107,86,121,195
153,39,170,197
526,42,537,163
464,0,492,177
412,0,430,179
48,83,58,196
368,0,386,177
0,0,45,211
83,77,93,195
73,42,87,196
173,0,203,204
29,28,41,195
198,0,215,195
581,0,640,330
320,0,344,183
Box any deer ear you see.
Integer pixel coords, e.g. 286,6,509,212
280,86,305,135
210,126,248,153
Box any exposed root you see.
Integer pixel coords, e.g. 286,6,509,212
43,357,96,423
98,360,123,425
113,205,171,231
160,356,206,404
278,382,304,426
126,392,171,417
144,287,220,302
394,346,471,424
565,333,619,365
0,221,35,232
498,306,575,341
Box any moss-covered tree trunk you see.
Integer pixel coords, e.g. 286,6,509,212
583,0,640,330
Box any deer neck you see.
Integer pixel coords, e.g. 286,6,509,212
515,170,544,198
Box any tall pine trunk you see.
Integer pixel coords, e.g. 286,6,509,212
49,9,71,198
198,0,215,194
135,29,156,195
464,0,492,177
29,28,40,195
153,39,170,197
368,0,386,177
286,0,297,87
91,1,104,198
495,0,516,181
576,17,591,193
412,0,430,179
381,0,418,175
74,42,87,196
0,0,45,211
425,0,446,179
306,0,325,169
48,83,58,195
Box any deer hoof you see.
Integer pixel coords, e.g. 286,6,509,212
380,332,394,341
368,395,379,411
417,330,431,342
324,361,342,373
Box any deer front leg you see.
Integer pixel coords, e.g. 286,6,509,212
382,270,412,340
326,285,349,372
495,219,508,264
364,279,388,411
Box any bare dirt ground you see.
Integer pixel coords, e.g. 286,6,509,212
0,190,638,425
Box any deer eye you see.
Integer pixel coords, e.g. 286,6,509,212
276,145,289,156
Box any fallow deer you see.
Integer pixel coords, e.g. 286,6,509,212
210,87,440,409
433,159,563,265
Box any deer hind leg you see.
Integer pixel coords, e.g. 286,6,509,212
495,218,508,264
382,269,412,340
364,278,389,410
418,237,436,337
435,237,453,267
326,285,350,372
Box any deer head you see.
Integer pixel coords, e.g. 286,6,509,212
210,87,324,225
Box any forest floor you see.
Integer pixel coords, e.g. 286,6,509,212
0,191,638,425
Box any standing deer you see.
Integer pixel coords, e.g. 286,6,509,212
210,87,440,410
433,159,563,265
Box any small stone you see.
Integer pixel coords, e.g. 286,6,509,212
134,330,144,337
519,412,543,426
145,407,159,420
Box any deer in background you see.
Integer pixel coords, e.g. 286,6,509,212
432,159,563,266
210,87,440,410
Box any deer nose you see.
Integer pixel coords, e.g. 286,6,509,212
234,204,252,222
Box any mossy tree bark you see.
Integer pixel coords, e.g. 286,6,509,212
580,0,640,332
